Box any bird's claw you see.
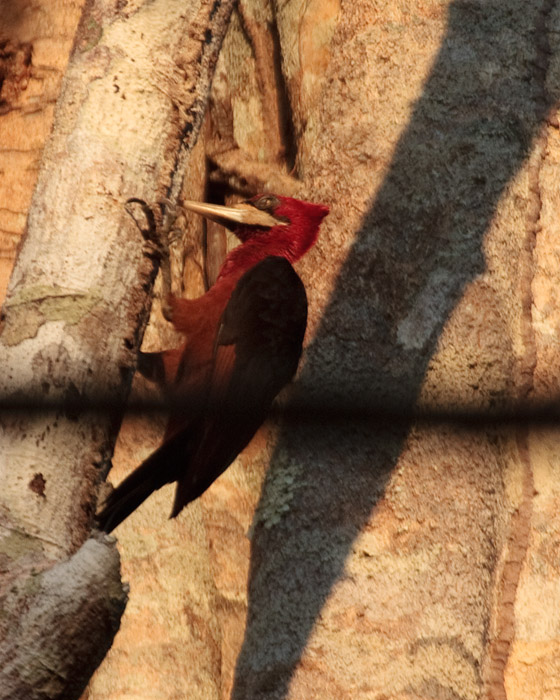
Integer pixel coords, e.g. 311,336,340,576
125,197,179,262
125,198,158,242
125,196,175,322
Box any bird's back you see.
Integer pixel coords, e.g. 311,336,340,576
170,256,307,516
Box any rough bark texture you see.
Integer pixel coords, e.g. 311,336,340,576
0,0,235,697
229,2,560,698
0,0,85,300
0,535,126,700
3,0,560,699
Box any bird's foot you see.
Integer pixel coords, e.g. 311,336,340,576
125,197,175,322
156,199,183,322
125,198,166,260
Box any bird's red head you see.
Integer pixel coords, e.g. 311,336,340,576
182,194,329,277
237,194,329,260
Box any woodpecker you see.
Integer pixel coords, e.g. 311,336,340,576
96,194,329,532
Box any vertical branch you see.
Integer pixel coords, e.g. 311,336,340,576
0,0,235,697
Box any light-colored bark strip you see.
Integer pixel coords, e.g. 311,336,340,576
0,0,234,697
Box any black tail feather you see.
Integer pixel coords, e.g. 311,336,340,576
96,457,163,533
96,434,187,532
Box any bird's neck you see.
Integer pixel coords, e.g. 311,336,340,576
216,236,297,283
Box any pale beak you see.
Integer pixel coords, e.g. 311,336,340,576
182,200,286,229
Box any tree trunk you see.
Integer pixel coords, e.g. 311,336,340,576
0,1,234,697
2,0,560,699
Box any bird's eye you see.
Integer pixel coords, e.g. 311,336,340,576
253,195,279,212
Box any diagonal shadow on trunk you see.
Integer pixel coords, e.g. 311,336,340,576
233,1,558,697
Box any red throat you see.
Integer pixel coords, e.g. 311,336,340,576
218,195,329,281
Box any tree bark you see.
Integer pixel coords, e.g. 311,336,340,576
3,0,560,699
0,0,85,299
0,1,234,697
231,2,560,699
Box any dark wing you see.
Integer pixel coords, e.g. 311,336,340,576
170,256,307,517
